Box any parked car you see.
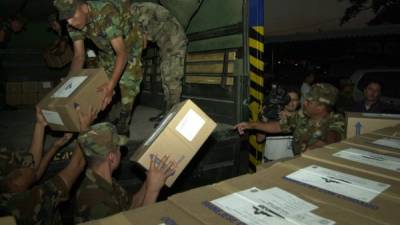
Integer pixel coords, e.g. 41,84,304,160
349,68,400,111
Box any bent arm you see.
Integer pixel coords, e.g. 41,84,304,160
70,39,86,73
109,36,128,90
58,144,85,191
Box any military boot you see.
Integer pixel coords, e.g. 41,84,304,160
116,111,131,136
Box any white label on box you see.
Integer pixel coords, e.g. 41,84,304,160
334,148,400,172
52,76,87,98
285,165,390,203
373,138,400,149
42,82,52,89
210,187,332,225
41,109,64,126
144,112,175,146
175,109,205,141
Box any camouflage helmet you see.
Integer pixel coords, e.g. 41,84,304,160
78,122,128,157
53,0,85,20
305,83,339,106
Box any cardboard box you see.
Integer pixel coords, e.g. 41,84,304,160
302,144,400,182
37,81,54,94
342,134,400,156
0,216,17,225
372,125,400,138
22,93,39,105
38,68,109,132
130,99,216,187
345,112,400,138
168,170,384,225
22,81,39,93
77,201,205,225
6,93,22,106
5,82,22,94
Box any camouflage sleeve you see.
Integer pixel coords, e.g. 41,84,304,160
67,26,85,42
100,3,124,40
327,113,345,140
279,112,299,133
0,148,34,176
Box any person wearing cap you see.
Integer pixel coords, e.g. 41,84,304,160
53,0,187,134
74,122,176,223
234,83,345,155
0,106,95,225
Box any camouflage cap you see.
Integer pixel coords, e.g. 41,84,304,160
305,83,339,106
78,122,128,157
53,0,83,20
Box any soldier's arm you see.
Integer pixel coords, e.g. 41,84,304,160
234,121,282,135
70,39,85,74
29,106,48,170
305,130,342,151
98,37,127,110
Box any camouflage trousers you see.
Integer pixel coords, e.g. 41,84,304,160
99,53,143,114
156,17,187,110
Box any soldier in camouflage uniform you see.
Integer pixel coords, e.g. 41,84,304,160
0,106,94,225
54,0,145,134
130,2,188,121
235,83,345,155
75,122,176,223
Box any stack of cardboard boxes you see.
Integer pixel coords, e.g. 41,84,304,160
6,81,54,106
78,121,400,225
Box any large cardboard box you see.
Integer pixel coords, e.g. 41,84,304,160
342,133,400,156
302,144,400,182
266,158,400,225
130,99,216,187
372,125,400,138
38,68,108,132
168,170,385,225
345,112,400,138
77,201,205,225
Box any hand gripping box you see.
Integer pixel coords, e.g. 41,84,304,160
38,68,109,132
130,99,217,187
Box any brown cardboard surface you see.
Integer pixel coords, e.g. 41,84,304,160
130,99,216,187
38,68,108,132
168,171,386,225
302,144,400,182
77,201,205,225
342,134,400,156
0,216,17,225
345,112,400,138
372,125,400,138
5,82,22,94
272,157,400,225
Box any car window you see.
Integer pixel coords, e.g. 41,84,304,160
357,72,400,99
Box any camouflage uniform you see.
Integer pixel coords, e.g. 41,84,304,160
74,169,130,223
0,175,69,225
130,2,188,110
75,122,129,222
0,148,34,177
65,0,145,115
279,83,345,154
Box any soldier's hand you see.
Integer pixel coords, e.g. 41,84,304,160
97,82,115,110
233,122,250,135
146,154,176,192
53,133,73,148
76,104,98,132
35,105,48,128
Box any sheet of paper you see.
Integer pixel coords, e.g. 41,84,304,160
210,187,333,225
176,109,205,141
373,138,400,150
52,76,87,98
285,165,390,203
41,109,64,126
334,148,400,172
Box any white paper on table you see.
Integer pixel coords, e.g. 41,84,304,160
210,187,333,225
373,138,400,150
334,148,400,172
41,109,64,126
175,109,205,141
285,165,390,203
52,76,87,98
